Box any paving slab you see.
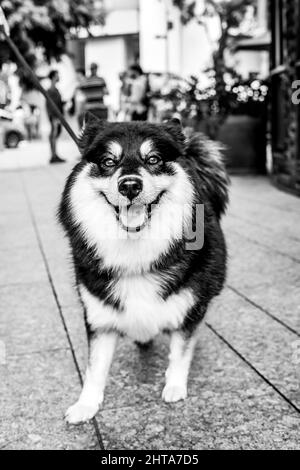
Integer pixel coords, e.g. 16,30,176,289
208,289,300,409
0,282,67,355
0,245,48,286
226,231,300,290
224,215,300,262
234,282,300,336
1,166,300,449
230,176,300,212
228,181,300,240
99,327,300,450
224,230,300,334
0,172,29,214
0,139,78,171
58,302,300,449
0,210,37,249
45,255,81,308
0,349,98,450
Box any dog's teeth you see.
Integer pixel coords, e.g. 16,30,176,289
119,204,148,230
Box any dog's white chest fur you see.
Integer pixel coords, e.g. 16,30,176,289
80,275,195,342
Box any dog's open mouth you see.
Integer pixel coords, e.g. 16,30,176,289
116,204,149,232
115,192,165,233
100,191,165,232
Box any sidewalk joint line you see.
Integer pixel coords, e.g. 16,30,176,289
227,212,300,244
228,285,300,338
230,191,300,214
19,171,105,451
205,322,300,416
9,346,70,359
228,228,300,264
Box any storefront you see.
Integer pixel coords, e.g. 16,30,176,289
270,0,300,195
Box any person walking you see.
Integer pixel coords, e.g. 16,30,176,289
78,63,108,122
128,65,149,121
46,70,65,164
117,71,132,122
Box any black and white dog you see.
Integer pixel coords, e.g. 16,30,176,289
59,114,229,424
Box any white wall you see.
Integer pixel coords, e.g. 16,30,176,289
77,8,139,38
104,0,139,11
85,37,127,110
139,0,214,77
181,18,213,77
139,0,168,73
166,5,182,75
234,50,270,79
257,0,268,30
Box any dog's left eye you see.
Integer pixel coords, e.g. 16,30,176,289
146,155,161,165
102,158,116,168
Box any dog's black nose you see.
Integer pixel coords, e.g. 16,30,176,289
118,177,143,201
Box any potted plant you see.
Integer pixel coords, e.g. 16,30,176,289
172,0,268,173
212,73,269,173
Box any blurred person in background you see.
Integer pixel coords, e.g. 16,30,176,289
73,68,86,128
0,71,8,109
46,70,65,164
128,64,149,121
21,88,41,140
117,71,132,122
89,62,107,89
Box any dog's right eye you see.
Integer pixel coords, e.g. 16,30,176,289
146,155,162,165
102,158,116,168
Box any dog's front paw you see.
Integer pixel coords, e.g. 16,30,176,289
162,384,187,403
65,401,99,424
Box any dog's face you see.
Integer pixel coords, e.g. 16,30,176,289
79,115,186,232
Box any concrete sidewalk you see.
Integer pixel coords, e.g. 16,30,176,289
0,164,299,450
0,139,79,170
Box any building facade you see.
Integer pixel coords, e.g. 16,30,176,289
70,0,215,110
270,0,300,195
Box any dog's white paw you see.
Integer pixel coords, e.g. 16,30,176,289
162,384,187,403
65,401,99,424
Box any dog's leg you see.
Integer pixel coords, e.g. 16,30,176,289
162,329,198,403
65,330,118,424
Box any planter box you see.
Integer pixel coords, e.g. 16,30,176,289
217,114,267,174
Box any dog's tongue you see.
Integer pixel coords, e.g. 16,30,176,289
119,204,148,230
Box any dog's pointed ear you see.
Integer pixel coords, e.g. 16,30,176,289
78,112,107,155
164,117,185,145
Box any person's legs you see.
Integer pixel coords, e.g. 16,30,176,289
49,119,65,163
49,118,56,158
56,122,62,139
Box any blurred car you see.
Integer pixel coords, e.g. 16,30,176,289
0,108,26,148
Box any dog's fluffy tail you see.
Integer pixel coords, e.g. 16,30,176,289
184,133,230,219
